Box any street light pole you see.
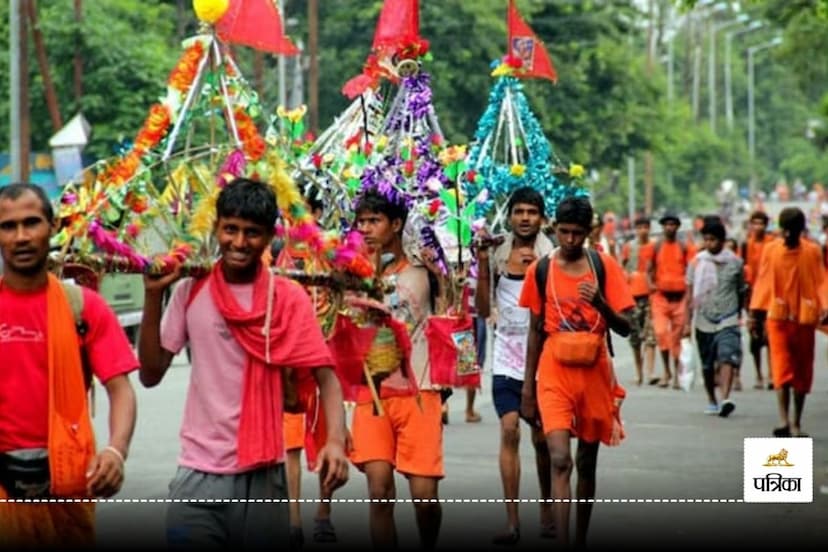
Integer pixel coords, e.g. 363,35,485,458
725,21,764,132
691,2,726,122
747,37,782,198
709,14,749,134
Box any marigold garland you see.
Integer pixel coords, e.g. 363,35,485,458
234,107,267,161
168,42,204,93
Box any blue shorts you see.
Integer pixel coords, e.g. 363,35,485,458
695,326,742,373
492,375,523,418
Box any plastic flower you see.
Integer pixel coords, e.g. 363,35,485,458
569,163,585,179
277,105,307,123
510,164,526,177
438,145,467,167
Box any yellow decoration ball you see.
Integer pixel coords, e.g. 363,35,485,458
193,0,229,24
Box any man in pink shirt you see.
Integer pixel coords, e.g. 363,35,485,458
138,178,349,548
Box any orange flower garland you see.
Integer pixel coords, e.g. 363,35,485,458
234,107,266,161
168,42,204,93
133,104,172,155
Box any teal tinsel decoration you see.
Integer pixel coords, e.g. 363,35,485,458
464,76,587,222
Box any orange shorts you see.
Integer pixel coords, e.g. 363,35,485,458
349,390,444,478
651,292,686,357
536,341,615,445
767,320,815,394
284,412,305,451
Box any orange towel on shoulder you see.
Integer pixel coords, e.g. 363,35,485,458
0,274,96,546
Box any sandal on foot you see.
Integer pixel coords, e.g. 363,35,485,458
492,526,520,546
465,411,482,423
648,377,661,385
772,426,791,437
313,518,337,543
753,382,764,390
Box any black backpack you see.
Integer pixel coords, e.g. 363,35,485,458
534,248,614,357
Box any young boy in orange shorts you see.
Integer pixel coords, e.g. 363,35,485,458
520,196,634,548
349,189,443,550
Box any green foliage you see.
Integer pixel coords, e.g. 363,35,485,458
0,0,824,217
0,0,180,159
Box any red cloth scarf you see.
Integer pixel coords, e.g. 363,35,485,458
208,262,334,470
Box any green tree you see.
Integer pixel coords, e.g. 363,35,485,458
0,0,180,158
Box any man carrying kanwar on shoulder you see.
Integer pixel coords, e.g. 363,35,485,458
649,212,696,389
138,177,349,549
349,188,443,550
749,207,828,438
740,210,775,390
475,186,555,545
686,219,746,418
0,183,138,547
519,196,633,548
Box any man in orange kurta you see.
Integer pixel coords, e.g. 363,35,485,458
621,216,656,385
649,213,696,388
520,197,634,548
749,207,828,437
740,211,776,390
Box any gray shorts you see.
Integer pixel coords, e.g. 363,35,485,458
695,326,742,373
165,464,289,549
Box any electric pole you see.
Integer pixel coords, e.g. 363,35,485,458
10,0,30,182
308,0,319,134
644,0,655,215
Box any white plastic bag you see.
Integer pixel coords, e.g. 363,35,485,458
678,338,696,391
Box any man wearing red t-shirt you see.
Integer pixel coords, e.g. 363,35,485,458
0,183,138,548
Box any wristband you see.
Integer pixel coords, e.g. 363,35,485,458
104,445,126,465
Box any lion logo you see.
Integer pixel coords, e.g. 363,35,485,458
763,448,794,467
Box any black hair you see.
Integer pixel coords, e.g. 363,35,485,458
215,177,278,229
507,186,545,218
355,189,409,230
701,220,726,242
555,196,593,231
749,211,769,225
779,207,806,235
634,215,651,227
0,183,54,221
308,196,324,213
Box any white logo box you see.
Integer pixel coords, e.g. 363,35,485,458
744,438,813,503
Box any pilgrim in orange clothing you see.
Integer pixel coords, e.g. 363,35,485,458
519,197,634,549
520,251,634,441
649,213,695,388
620,216,656,385
740,210,775,389
749,208,828,437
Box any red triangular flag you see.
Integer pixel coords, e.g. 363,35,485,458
507,0,557,83
217,0,298,55
372,0,420,53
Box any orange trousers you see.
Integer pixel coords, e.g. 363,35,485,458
651,292,686,358
0,488,95,548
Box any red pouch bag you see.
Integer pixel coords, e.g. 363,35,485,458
426,314,481,388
